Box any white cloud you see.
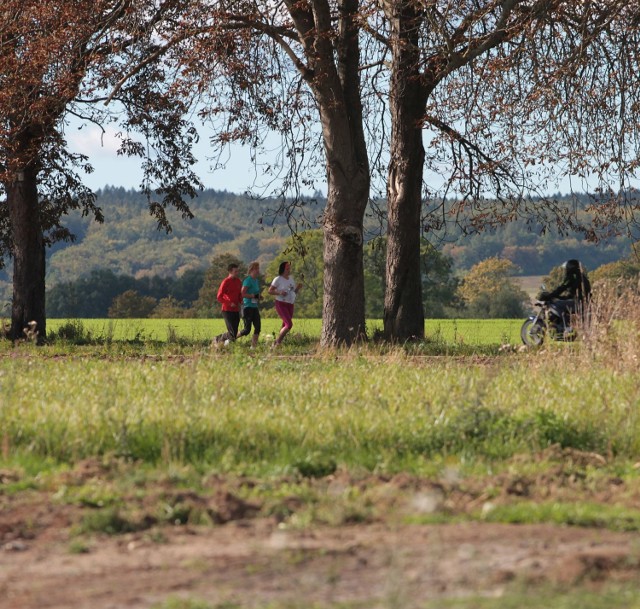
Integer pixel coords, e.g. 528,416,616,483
67,125,125,158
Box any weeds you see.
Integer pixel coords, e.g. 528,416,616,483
480,501,640,532
150,599,222,609
75,507,141,536
50,319,92,344
423,584,640,609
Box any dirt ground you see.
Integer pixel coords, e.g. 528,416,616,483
3,469,640,609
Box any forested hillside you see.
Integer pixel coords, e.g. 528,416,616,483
0,188,632,317
44,187,296,284
441,220,630,277
47,188,633,280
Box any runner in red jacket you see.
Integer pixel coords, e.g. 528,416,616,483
214,263,242,345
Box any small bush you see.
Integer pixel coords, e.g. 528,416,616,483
50,320,92,344
293,454,337,478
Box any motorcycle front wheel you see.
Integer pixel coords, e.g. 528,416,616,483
521,318,545,346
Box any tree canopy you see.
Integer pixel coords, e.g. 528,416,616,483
4,1,640,343
108,290,157,319
458,258,529,319
0,0,202,339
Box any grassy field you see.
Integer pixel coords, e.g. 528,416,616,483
43,317,526,346
0,354,634,460
2,314,635,475
2,347,638,469
3,311,640,608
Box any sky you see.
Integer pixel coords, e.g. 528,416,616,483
66,123,268,194
65,122,473,199
66,121,615,199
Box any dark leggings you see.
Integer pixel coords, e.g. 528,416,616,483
238,307,261,336
216,311,240,341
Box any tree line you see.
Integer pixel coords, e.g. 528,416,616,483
3,187,628,290
2,186,630,318
46,224,640,321
2,1,640,343
44,231,530,320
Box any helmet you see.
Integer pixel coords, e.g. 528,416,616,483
563,259,580,273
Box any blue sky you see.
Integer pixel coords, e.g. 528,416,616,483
66,121,614,198
66,123,264,194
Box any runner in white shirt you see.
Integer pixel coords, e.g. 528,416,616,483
268,261,303,346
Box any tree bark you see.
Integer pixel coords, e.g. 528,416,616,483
5,165,46,343
383,1,428,341
309,0,370,347
321,162,369,346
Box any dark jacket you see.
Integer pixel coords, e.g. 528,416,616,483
548,267,591,305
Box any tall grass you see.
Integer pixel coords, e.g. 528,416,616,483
2,349,639,472
3,292,640,473
578,281,640,369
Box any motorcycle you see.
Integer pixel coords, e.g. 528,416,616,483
520,291,577,346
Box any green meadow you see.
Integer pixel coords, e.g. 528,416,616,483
1,315,638,475
4,314,640,607
2,348,639,470
43,317,524,346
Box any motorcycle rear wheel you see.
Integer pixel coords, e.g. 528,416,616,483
521,318,545,346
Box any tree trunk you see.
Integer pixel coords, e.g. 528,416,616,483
5,166,46,343
306,0,369,347
321,166,369,346
383,1,428,341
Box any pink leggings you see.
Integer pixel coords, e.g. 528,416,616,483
274,300,294,330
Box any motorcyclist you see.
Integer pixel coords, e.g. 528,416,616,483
540,259,591,321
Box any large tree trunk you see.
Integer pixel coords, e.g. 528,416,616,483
308,0,369,347
383,1,428,341
5,166,46,343
321,165,369,346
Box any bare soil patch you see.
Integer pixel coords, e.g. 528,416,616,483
3,517,640,609
3,458,640,609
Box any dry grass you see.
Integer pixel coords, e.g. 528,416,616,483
577,282,640,370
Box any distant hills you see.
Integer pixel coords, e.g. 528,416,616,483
0,187,632,313
43,187,295,285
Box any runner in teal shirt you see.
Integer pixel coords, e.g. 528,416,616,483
238,261,262,347
242,274,260,309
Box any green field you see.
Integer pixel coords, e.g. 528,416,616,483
44,317,525,346
4,316,631,474
3,315,640,607
2,351,637,468
1,318,638,473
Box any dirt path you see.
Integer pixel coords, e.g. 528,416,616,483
3,518,640,609
4,454,640,608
